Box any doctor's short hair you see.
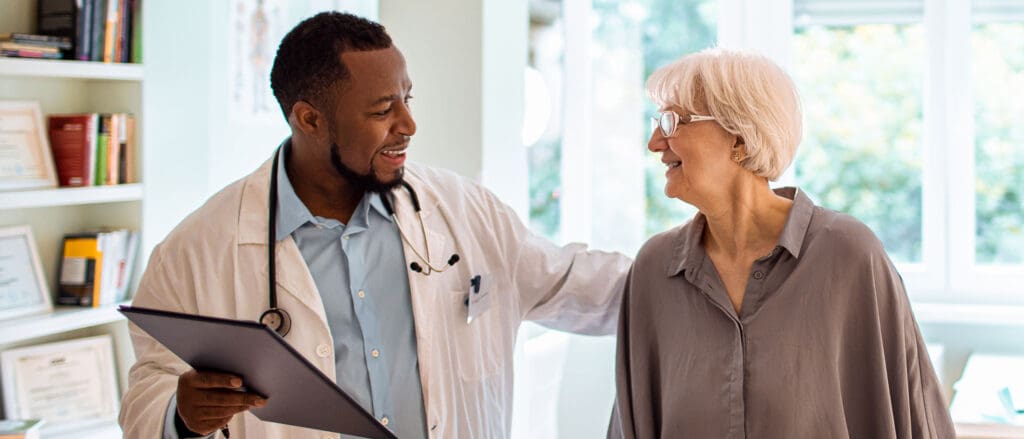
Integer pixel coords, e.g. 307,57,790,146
270,11,392,120
647,48,802,181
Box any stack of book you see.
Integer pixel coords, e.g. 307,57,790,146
35,0,142,63
58,229,139,307
47,113,136,187
0,33,70,59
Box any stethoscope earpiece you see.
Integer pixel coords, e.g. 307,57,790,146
408,253,460,275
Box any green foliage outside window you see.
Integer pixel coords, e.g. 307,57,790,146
973,22,1024,264
793,24,925,263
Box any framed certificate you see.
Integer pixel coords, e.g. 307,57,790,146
0,101,58,191
0,225,52,321
1,335,119,434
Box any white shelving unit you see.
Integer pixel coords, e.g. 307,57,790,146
0,184,144,209
0,302,131,346
1,2,144,437
0,57,144,81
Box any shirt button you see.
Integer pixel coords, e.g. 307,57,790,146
343,235,351,240
381,416,390,426
358,290,366,299
316,344,331,358
752,271,765,280
371,349,380,358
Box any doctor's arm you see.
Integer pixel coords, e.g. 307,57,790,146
118,244,263,438
477,187,632,335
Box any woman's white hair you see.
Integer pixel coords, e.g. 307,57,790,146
647,48,802,181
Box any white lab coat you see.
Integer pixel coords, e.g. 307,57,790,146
119,157,631,438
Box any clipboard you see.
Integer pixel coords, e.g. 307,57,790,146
119,306,398,439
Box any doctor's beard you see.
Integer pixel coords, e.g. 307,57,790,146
329,142,405,194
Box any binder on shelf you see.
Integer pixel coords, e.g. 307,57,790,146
58,229,138,307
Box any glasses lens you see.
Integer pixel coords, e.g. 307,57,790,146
660,112,676,137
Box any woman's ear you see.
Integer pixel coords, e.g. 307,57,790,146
731,136,747,162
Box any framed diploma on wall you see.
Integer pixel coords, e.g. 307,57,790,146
1,335,119,434
0,226,52,321
0,101,58,191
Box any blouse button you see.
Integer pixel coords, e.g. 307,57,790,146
752,271,765,280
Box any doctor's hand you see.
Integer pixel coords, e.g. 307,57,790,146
176,369,267,435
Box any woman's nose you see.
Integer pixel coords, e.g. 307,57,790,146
648,131,665,152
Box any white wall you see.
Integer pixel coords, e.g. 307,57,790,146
380,0,529,216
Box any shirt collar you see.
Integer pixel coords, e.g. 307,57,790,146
274,143,395,240
666,186,815,278
275,143,316,241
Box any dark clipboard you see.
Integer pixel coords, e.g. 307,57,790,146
119,306,398,439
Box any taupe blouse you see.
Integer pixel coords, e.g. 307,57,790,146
610,187,955,439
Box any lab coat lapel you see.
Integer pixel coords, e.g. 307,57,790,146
389,180,452,413
237,158,329,326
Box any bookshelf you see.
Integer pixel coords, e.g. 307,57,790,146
0,1,143,437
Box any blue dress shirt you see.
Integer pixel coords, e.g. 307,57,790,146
164,145,427,439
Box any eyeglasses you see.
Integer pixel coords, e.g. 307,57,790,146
650,111,716,138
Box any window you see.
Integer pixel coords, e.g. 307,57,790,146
972,18,1024,265
792,19,926,264
528,0,716,254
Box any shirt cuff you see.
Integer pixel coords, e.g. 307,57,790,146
164,393,213,439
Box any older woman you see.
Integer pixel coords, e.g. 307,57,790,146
610,49,954,438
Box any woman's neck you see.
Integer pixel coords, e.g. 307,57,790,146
699,177,793,259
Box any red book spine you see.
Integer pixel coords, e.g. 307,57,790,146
48,114,96,187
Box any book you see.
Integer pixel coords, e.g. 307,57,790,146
0,419,43,439
58,229,138,307
102,0,119,63
77,0,93,60
36,0,80,57
47,114,98,187
90,0,108,62
94,114,110,185
58,233,103,307
129,0,142,63
118,114,135,183
0,33,72,49
105,113,120,185
0,49,63,59
0,42,61,53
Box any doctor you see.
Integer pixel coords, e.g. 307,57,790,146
119,11,630,439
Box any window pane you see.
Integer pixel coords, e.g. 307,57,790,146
793,23,925,263
972,21,1024,264
527,17,565,242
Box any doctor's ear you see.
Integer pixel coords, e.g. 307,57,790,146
289,101,323,135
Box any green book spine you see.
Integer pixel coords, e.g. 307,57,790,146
95,115,110,185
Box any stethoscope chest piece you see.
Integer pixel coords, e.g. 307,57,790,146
260,307,291,337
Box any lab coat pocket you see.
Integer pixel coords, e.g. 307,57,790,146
447,289,501,381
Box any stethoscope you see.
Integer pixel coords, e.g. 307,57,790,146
260,145,461,336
